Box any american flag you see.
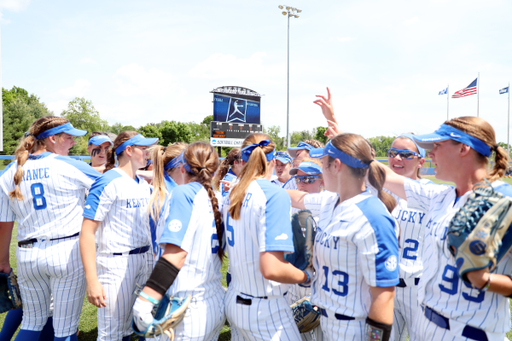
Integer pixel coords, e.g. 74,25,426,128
452,78,477,98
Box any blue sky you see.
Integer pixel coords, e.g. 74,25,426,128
1,0,512,143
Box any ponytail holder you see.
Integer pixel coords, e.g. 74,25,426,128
24,132,33,138
368,159,374,164
199,167,206,171
494,145,499,151
241,139,275,162
162,146,167,155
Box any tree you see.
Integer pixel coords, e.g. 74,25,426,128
290,130,314,147
314,127,328,145
201,115,213,127
138,123,163,140
160,120,193,146
109,122,124,135
61,97,110,155
2,87,52,157
188,122,209,143
264,125,284,151
367,136,395,157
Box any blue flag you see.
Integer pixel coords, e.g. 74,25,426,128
499,87,509,95
438,88,447,95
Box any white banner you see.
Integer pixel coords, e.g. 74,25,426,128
210,138,244,147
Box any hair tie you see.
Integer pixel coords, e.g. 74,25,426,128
199,167,206,170
162,146,167,155
494,145,499,151
24,132,33,138
368,159,374,164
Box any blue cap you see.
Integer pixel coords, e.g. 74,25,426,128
114,134,159,154
309,140,370,169
287,141,314,159
275,151,292,164
396,134,425,158
36,122,87,140
412,124,491,157
289,161,322,176
88,135,113,146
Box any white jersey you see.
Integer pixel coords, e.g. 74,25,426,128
405,178,512,334
0,152,99,240
282,177,298,190
304,190,399,320
83,168,152,254
158,182,224,299
222,179,295,297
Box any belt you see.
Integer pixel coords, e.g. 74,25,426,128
236,292,288,306
113,245,150,256
319,307,354,321
397,277,420,288
18,232,80,247
423,306,488,341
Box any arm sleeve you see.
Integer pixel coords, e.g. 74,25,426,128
404,178,449,212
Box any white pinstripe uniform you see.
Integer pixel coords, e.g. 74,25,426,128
154,181,225,341
405,178,512,341
83,168,153,341
0,153,99,337
151,172,178,260
303,190,399,341
222,179,301,341
389,178,443,341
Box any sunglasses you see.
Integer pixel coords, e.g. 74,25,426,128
387,148,421,159
294,175,321,184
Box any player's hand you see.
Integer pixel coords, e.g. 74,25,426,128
220,180,233,192
313,87,336,124
86,280,107,308
324,120,342,140
0,263,11,274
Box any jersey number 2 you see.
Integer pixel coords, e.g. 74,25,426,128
31,183,47,210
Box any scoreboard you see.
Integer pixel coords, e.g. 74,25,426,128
210,121,263,147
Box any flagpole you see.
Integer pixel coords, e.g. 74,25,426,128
508,82,510,157
447,84,449,120
477,72,480,117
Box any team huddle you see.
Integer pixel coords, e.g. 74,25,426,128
1,87,512,341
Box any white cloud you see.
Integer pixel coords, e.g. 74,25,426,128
403,17,419,25
115,63,177,97
46,100,69,116
58,79,91,97
95,102,147,127
0,0,30,12
331,36,356,42
79,57,97,65
189,52,284,81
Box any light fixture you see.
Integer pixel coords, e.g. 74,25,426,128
282,11,287,15
286,6,291,10
297,9,302,13
278,5,283,9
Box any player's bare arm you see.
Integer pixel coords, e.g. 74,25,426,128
0,222,14,274
286,189,308,210
260,251,309,284
467,268,512,297
80,218,107,308
368,286,395,325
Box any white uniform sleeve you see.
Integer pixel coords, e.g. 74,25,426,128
304,191,338,217
404,178,450,213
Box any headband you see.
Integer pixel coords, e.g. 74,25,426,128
309,140,371,169
241,139,275,162
164,156,182,170
396,134,426,158
114,134,159,154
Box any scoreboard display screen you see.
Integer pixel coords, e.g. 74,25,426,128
213,94,261,124
210,121,263,139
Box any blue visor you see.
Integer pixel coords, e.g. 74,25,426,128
309,141,370,169
396,134,425,158
287,141,314,158
412,124,491,157
36,122,87,140
289,161,322,176
88,135,113,146
241,139,275,162
114,134,159,154
275,151,292,164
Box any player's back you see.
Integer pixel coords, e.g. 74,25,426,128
223,179,293,297
158,182,224,299
0,152,98,241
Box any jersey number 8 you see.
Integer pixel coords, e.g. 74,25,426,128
31,183,47,210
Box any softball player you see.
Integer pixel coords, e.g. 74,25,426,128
212,148,242,197
288,134,399,341
380,117,512,341
87,132,113,173
0,116,100,341
80,131,158,341
270,151,293,187
133,142,226,341
286,159,324,341
385,134,430,341
148,142,187,258
221,133,310,341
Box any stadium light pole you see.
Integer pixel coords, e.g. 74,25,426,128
278,5,301,148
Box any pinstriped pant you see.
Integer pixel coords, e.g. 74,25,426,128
96,251,153,341
225,289,301,341
16,238,85,337
393,285,419,341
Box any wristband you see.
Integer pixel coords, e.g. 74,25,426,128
302,270,310,285
139,291,160,305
